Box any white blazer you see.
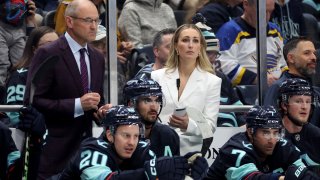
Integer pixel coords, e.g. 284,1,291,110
151,67,221,155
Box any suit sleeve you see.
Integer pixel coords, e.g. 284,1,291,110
185,75,221,136
24,48,75,117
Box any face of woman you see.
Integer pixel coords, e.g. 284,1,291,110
176,28,201,62
37,32,59,49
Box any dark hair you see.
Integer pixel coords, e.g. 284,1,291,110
13,26,56,71
247,0,256,5
283,37,313,61
152,28,176,48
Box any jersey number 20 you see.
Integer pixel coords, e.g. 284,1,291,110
80,150,108,170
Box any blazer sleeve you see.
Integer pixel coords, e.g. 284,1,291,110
185,74,221,136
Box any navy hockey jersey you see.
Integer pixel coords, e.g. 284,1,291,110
59,137,156,180
285,123,320,165
146,122,180,157
6,68,28,125
205,132,305,180
0,121,20,179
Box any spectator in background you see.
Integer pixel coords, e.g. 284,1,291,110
164,0,201,11
302,0,320,21
0,0,37,87
34,0,59,15
24,0,111,178
135,28,175,78
90,25,107,55
118,0,177,48
216,0,287,86
197,0,243,34
194,15,245,127
271,0,307,43
151,24,221,155
34,0,58,12
54,0,105,36
264,37,320,127
6,26,58,127
278,78,320,173
54,0,73,36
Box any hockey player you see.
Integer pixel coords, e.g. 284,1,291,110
278,78,320,171
123,76,180,157
205,105,319,179
1,106,46,180
58,105,208,180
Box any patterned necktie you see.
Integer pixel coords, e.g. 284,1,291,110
79,48,89,92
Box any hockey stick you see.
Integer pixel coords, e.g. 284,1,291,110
22,56,58,180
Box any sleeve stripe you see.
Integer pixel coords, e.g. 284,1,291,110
231,67,246,86
235,31,250,44
226,163,259,180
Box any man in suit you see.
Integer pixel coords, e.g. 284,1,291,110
24,0,111,179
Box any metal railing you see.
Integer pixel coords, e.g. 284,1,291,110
0,105,253,113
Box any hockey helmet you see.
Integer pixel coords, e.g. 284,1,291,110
279,78,315,103
123,75,163,106
246,105,283,129
103,105,143,135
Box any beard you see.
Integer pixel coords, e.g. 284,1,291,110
296,65,315,78
141,111,158,126
287,111,307,126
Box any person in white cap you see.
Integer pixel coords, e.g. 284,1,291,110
91,25,107,55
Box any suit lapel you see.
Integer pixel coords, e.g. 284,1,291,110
179,67,203,103
165,69,179,106
87,46,98,91
59,36,84,93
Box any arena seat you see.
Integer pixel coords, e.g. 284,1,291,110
235,85,257,105
303,13,320,43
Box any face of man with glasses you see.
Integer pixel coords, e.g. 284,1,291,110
249,128,283,158
136,96,161,124
66,0,100,46
282,95,312,124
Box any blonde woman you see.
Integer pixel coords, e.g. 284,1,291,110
151,24,221,155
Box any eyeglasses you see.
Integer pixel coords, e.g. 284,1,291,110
207,51,221,59
70,16,101,25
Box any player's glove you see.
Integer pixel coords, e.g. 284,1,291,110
144,156,189,180
184,152,209,180
18,106,46,137
285,164,308,180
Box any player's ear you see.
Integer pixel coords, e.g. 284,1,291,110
106,129,114,143
128,100,133,107
281,102,288,114
246,128,254,143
